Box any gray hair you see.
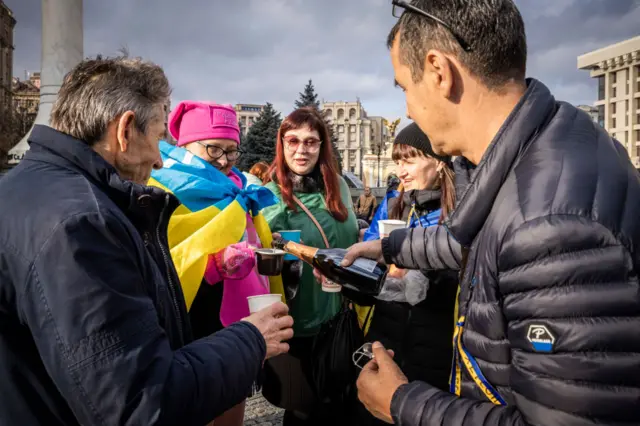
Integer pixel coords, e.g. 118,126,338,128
50,56,171,146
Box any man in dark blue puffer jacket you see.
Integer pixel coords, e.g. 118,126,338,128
340,1,640,425
0,57,294,426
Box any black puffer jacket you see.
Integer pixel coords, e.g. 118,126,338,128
383,79,640,425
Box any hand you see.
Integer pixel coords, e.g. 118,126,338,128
341,240,385,267
312,268,324,283
211,243,256,281
272,232,303,244
387,265,406,279
357,341,408,424
242,302,294,360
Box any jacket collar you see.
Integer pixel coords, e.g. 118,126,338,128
444,79,557,247
24,125,179,219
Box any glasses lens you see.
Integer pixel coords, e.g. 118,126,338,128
306,139,322,152
392,3,404,18
227,150,241,161
207,145,224,159
284,138,300,152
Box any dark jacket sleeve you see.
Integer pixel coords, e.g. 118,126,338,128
390,215,640,425
20,212,266,426
382,225,462,271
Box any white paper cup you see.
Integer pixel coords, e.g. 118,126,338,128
247,294,283,313
378,219,406,238
322,277,342,293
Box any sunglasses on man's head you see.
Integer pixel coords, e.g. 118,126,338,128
391,0,473,52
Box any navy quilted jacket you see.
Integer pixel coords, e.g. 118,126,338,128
0,126,266,426
382,79,640,425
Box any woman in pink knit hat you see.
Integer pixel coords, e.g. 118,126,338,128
150,101,284,426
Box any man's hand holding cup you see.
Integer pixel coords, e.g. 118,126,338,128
243,301,294,359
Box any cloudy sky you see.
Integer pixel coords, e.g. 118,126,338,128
6,0,640,125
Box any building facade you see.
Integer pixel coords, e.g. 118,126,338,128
322,100,397,184
362,116,396,187
0,1,15,118
578,36,640,167
321,101,395,184
323,100,369,178
0,1,16,165
11,74,40,139
234,103,265,136
13,73,41,114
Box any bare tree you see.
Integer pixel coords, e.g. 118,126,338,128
117,45,130,57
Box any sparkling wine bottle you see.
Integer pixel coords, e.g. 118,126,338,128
272,238,387,297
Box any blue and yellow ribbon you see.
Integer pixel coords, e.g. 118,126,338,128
148,141,284,310
450,314,507,405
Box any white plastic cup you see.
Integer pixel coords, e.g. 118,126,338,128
247,294,283,313
378,219,406,238
322,277,342,293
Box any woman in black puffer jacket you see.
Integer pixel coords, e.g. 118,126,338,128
354,123,459,425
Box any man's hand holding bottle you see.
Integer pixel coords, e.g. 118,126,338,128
312,239,385,281
340,240,385,266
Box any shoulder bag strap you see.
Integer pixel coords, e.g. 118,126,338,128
291,194,330,249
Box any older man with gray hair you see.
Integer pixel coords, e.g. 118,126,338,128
0,56,293,426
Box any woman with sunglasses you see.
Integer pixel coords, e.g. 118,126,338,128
261,107,359,425
149,101,284,426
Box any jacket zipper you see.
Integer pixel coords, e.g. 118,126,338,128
156,194,184,343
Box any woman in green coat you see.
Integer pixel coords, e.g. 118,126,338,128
261,107,358,425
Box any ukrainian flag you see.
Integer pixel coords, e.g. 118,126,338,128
148,141,284,311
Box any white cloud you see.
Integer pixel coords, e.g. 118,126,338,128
5,0,638,126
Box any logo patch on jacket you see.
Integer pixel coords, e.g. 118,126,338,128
527,325,555,352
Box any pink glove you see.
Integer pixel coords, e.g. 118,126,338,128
204,242,256,285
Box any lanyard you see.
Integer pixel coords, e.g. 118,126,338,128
449,302,507,405
405,202,425,228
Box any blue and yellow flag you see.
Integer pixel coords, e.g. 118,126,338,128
148,141,283,310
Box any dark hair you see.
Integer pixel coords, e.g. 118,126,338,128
387,0,527,89
265,107,348,222
50,56,171,146
249,161,269,182
390,143,455,224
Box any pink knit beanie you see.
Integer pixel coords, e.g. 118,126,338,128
168,101,240,146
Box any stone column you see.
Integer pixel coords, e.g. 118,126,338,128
8,0,83,165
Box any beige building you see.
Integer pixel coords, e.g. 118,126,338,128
363,116,396,187
11,73,40,137
323,100,369,178
13,73,41,113
322,100,396,184
234,103,265,136
578,36,640,167
0,1,16,155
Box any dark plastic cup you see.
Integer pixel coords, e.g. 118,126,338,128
255,248,286,276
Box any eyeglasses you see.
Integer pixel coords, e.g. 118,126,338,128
196,142,242,162
283,136,322,153
391,0,473,52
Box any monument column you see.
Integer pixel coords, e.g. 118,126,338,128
7,0,83,165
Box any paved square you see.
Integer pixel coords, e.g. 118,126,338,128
243,393,284,425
